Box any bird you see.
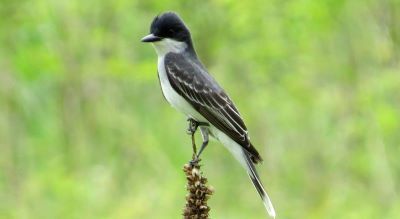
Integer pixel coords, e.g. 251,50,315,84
141,12,276,218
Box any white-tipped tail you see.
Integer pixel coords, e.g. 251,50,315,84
243,153,276,218
210,127,276,218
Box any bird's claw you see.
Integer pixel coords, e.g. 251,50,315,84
190,157,201,167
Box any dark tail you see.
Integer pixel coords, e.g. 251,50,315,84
243,152,276,218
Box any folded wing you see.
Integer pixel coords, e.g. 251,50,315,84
164,52,262,163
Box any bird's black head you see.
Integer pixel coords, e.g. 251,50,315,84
141,12,191,43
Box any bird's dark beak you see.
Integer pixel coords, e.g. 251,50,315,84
141,34,163,43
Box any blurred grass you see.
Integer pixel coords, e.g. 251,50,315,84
0,0,400,218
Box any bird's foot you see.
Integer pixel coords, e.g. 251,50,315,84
189,157,201,167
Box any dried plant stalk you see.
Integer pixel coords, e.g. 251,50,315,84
183,160,214,219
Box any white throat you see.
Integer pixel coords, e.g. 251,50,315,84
152,38,187,57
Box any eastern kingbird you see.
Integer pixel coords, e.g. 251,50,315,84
141,12,276,218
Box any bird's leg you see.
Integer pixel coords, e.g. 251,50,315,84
187,118,199,135
187,118,209,162
187,118,199,159
187,118,209,135
195,127,209,161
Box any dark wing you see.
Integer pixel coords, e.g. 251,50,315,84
164,52,262,163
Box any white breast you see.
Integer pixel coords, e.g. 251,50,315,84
157,55,206,122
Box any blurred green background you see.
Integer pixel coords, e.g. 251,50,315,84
1,0,399,218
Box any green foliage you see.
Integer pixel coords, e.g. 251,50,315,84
1,0,399,218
